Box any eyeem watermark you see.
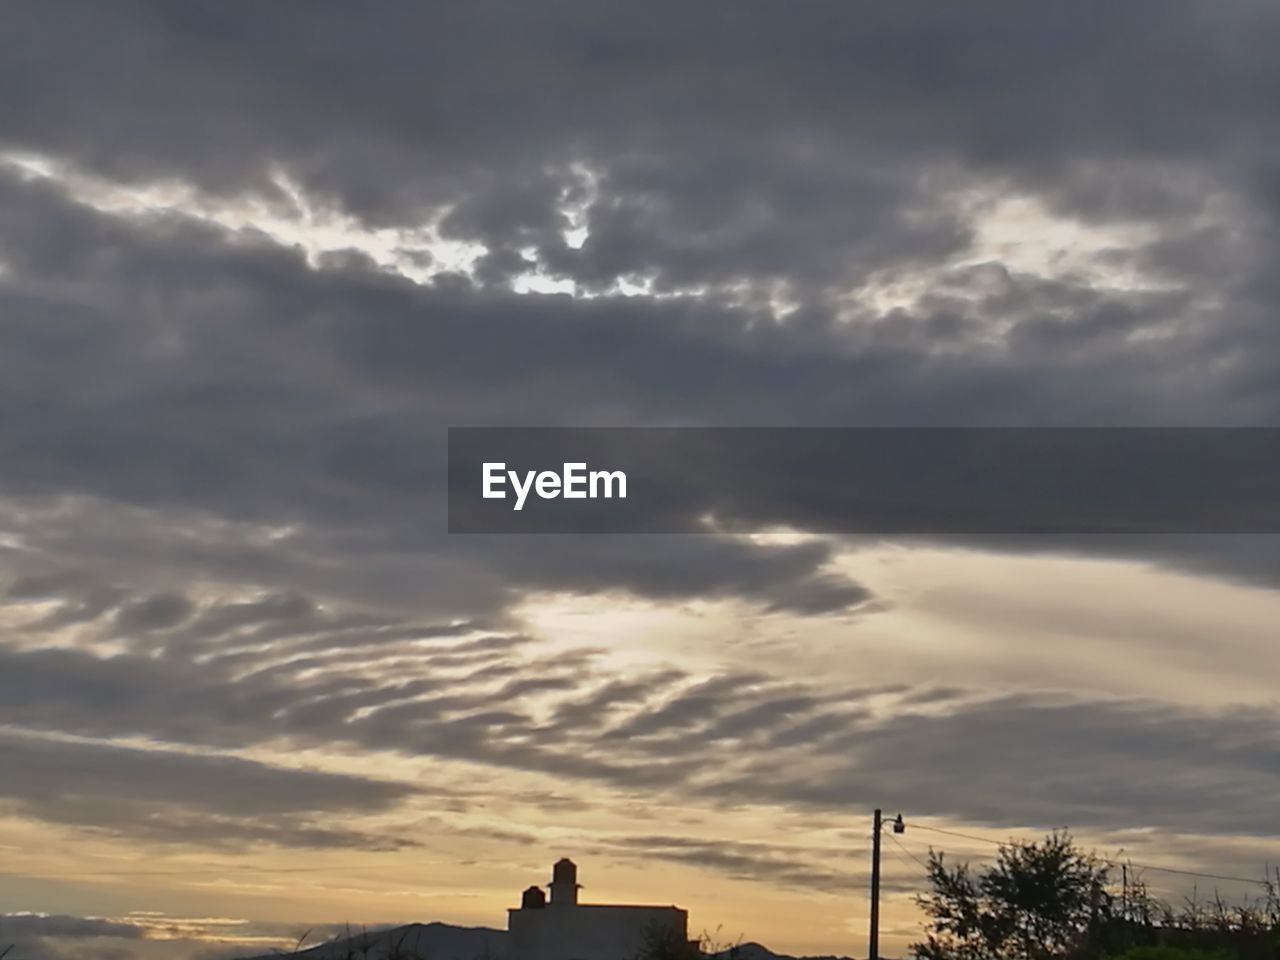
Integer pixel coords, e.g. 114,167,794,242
482,462,628,511
450,427,1280,532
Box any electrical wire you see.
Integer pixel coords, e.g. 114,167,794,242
882,847,929,882
888,831,931,873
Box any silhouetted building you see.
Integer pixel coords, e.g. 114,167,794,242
509,859,692,960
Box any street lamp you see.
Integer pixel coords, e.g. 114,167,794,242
869,809,905,960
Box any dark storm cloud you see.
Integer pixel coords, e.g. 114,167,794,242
3,2,1278,256
2,170,1277,565
0,169,893,617
1,0,1278,331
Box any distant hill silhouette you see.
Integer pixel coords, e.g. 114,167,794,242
233,921,506,960
231,921,856,960
711,943,855,960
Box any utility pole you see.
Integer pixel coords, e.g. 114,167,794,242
869,810,904,960
869,808,883,960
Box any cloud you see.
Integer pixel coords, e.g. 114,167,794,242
0,912,332,960
2,568,1279,848
4,3,1275,239
1,2,1280,933
602,836,856,893
711,695,1280,837
0,914,144,960
0,914,143,940
2,166,1278,603
0,729,420,849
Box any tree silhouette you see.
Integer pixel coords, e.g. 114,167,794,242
912,831,1109,960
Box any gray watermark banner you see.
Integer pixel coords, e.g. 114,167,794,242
447,427,1280,534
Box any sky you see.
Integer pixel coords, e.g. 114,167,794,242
2,1,1280,957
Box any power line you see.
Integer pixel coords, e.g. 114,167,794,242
888,831,930,873
1106,862,1273,887
905,821,1272,888
907,823,1011,848
882,845,928,880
